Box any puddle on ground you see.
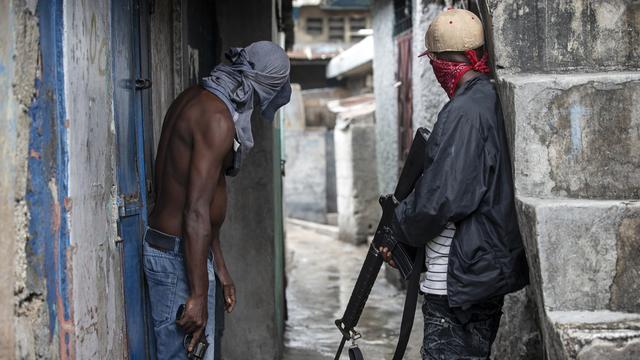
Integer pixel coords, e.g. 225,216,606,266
283,222,423,360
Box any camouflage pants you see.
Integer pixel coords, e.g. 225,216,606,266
421,294,503,360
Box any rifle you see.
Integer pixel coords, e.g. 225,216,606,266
334,128,431,360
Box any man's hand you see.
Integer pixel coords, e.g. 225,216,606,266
378,246,397,268
223,282,236,313
176,295,208,352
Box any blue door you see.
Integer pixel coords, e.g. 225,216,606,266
111,0,153,358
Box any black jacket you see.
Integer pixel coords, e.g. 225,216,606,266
393,75,529,308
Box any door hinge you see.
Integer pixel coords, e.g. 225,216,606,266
117,192,142,218
135,78,152,90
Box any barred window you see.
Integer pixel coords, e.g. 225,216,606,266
306,17,324,35
393,0,412,35
329,16,345,42
349,16,367,42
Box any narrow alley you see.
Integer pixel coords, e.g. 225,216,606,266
282,220,423,360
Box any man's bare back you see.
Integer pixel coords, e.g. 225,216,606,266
150,85,233,235
149,85,236,351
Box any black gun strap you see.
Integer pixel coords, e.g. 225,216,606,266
334,336,347,360
392,247,425,360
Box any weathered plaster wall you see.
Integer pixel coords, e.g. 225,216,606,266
149,0,176,157
0,1,39,358
63,1,126,358
485,0,640,74
484,0,640,358
215,1,283,359
498,72,640,200
372,0,399,195
411,0,448,130
284,128,329,223
334,108,380,244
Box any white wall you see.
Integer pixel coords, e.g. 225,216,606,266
372,0,399,195
64,1,126,357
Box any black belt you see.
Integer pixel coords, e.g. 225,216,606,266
145,228,213,260
145,228,182,252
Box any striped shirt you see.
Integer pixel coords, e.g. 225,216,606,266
420,222,456,295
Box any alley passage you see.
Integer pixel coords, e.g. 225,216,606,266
282,221,423,360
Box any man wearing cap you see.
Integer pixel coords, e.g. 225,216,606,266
144,41,291,359
379,9,529,359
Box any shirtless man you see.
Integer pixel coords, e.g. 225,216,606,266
143,41,291,359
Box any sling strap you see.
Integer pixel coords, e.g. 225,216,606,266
392,246,424,360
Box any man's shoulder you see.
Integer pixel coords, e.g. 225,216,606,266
446,82,498,125
182,92,235,147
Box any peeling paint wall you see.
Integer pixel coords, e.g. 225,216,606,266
64,1,126,358
0,0,63,359
0,0,37,357
2,0,127,358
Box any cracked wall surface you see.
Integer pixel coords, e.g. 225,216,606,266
0,0,53,358
485,0,640,358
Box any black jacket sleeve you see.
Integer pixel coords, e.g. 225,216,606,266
393,110,492,247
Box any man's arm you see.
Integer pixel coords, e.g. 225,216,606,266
392,112,492,246
210,175,236,313
211,231,236,313
176,114,233,351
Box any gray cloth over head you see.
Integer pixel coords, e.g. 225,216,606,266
200,41,291,176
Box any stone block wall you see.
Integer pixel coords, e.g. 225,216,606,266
484,1,640,358
498,73,640,200
486,0,640,73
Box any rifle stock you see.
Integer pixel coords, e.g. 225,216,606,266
334,128,430,359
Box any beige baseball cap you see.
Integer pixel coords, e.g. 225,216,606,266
418,9,484,57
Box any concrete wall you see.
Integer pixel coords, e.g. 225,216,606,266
484,1,640,358
302,87,347,128
149,0,176,155
64,1,126,358
284,128,329,223
215,1,284,359
0,1,127,358
0,1,39,357
485,0,640,74
334,106,380,244
411,0,449,130
498,72,640,200
371,0,399,195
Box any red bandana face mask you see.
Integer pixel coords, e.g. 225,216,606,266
428,50,491,98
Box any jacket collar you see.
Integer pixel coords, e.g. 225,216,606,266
453,73,490,97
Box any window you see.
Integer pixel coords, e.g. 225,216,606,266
306,17,323,35
328,16,345,42
393,0,412,35
349,16,367,42
349,17,366,32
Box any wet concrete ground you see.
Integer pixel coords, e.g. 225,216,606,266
282,221,423,360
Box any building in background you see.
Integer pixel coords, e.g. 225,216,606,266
289,0,372,89
0,1,292,359
283,0,372,226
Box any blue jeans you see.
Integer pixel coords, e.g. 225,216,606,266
143,228,216,360
421,294,503,360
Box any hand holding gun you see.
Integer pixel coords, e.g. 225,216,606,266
333,128,431,360
176,304,209,359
